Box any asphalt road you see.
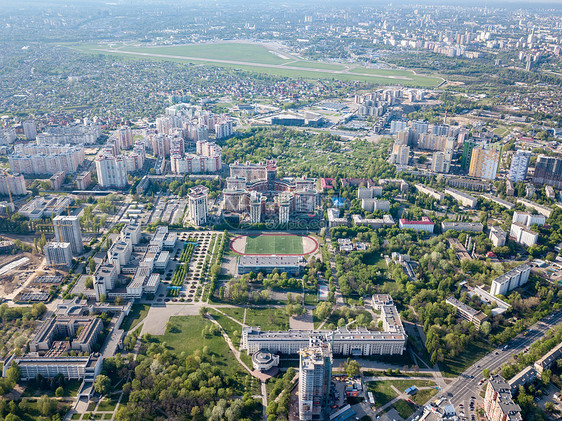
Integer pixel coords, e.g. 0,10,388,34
407,309,562,420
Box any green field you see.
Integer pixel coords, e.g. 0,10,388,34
245,234,303,255
74,42,443,87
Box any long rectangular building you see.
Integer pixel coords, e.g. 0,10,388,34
242,294,406,357
445,188,478,208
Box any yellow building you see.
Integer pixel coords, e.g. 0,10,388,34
468,146,500,180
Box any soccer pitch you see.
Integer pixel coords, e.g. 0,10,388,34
244,235,303,255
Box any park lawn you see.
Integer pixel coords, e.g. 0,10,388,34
97,397,119,411
156,316,244,377
218,306,246,323
209,309,244,348
244,308,289,331
367,381,398,406
412,388,438,405
120,304,150,332
245,235,303,255
364,370,433,378
439,339,495,377
385,379,437,391
391,399,417,419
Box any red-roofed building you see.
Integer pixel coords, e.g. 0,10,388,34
399,216,434,233
320,178,335,190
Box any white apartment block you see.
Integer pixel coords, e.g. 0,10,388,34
9,144,85,175
35,124,101,145
45,242,72,267
327,208,348,228
53,215,83,255
490,264,531,297
509,223,539,247
0,173,27,196
0,128,16,145
432,150,453,173
23,120,37,140
95,153,128,188
357,186,383,199
415,183,444,201
188,185,209,226
361,198,390,212
512,211,546,227
508,150,531,183
445,188,478,208
391,144,410,165
170,140,222,175
489,226,507,247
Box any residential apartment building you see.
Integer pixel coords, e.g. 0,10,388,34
441,222,483,232
508,150,531,183
445,188,478,208
484,375,522,421
9,144,85,175
469,146,500,180
432,150,453,173
490,226,507,247
446,297,488,328
415,184,444,201
509,223,539,247
490,264,531,297
45,242,72,267
53,215,83,255
23,120,37,140
299,339,332,421
0,173,27,196
187,185,209,226
76,171,92,190
533,155,562,189
512,211,546,227
95,153,128,188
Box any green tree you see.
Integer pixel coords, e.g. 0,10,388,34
94,374,111,395
345,358,361,378
482,368,490,378
55,386,65,397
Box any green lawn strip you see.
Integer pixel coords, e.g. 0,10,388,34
217,306,245,323
439,339,494,377
209,309,244,348
120,304,150,332
97,397,118,411
87,402,97,412
363,370,433,378
412,387,438,405
71,414,81,420
156,316,244,377
366,381,398,406
244,308,290,331
391,399,417,419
